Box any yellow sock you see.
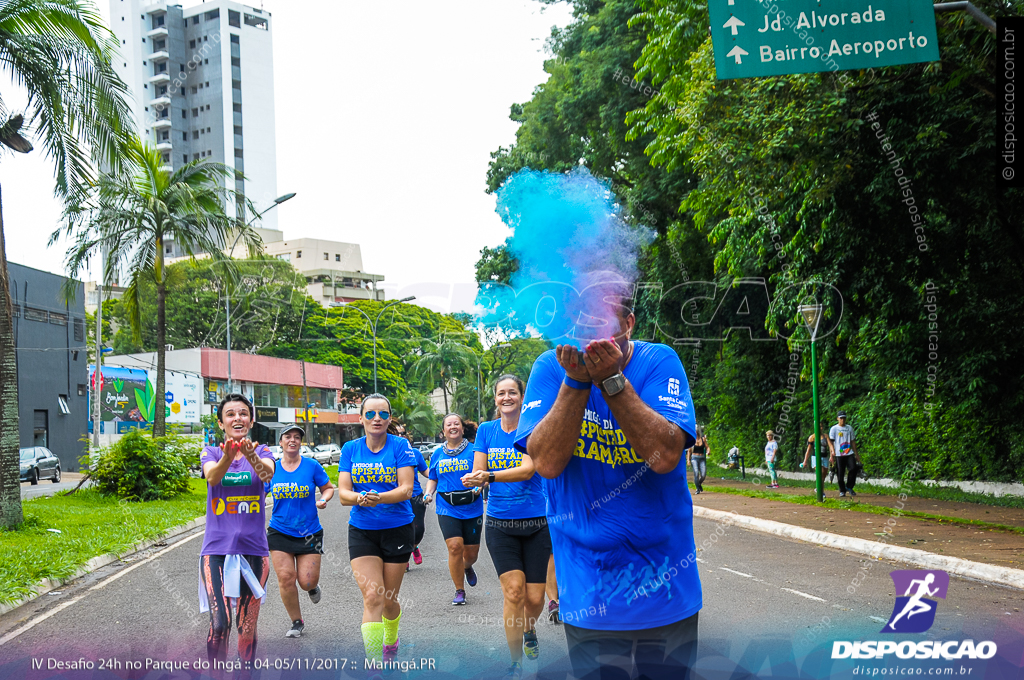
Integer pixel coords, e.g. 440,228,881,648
382,609,402,646
360,622,385,660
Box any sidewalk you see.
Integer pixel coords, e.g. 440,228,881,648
693,477,1024,571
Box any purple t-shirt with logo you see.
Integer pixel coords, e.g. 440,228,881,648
200,444,275,556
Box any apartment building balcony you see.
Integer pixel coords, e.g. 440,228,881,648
148,49,169,62
146,26,169,40
152,118,172,131
149,95,171,108
148,72,171,85
156,141,173,152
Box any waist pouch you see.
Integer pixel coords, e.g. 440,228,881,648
440,490,477,506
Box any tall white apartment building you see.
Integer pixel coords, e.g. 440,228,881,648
108,0,280,257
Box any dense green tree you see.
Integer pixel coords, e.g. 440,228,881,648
59,140,262,436
0,0,133,527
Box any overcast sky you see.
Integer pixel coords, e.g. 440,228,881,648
1,0,574,314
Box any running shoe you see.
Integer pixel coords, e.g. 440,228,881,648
412,547,423,565
547,599,560,625
308,585,321,604
523,629,539,660
504,662,523,679
286,619,304,638
452,589,466,605
839,492,847,497
383,638,399,664
465,565,478,587
405,563,411,572
849,490,857,497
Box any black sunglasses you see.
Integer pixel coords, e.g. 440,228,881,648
364,410,391,421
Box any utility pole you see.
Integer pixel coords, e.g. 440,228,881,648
301,359,310,425
92,253,104,450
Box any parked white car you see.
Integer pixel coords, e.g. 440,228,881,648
314,443,341,465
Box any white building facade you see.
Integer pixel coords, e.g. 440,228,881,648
108,0,280,256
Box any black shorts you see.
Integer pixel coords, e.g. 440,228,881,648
437,514,483,545
268,527,324,555
347,523,415,563
484,516,552,582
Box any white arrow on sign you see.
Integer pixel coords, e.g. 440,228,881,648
727,46,749,64
723,16,745,35
728,0,735,4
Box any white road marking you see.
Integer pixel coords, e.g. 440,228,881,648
720,567,753,578
781,587,827,602
0,530,203,647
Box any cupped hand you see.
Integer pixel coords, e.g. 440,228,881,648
316,499,328,509
582,337,624,383
556,344,592,383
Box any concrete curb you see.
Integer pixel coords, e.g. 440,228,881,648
694,505,1024,591
0,516,206,617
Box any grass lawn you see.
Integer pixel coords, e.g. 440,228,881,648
711,466,1024,509
0,479,207,606
700,484,1024,535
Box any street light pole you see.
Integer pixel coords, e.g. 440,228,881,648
225,192,296,393
330,296,416,393
799,304,824,503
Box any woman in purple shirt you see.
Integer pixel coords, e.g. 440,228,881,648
199,394,275,665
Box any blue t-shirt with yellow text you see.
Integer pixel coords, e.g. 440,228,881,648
474,419,545,520
515,342,701,631
269,457,329,538
339,435,416,530
428,444,483,520
412,448,428,497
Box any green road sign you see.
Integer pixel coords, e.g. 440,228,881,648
709,0,940,80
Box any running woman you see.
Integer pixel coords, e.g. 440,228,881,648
199,394,275,667
462,375,552,679
424,412,483,605
338,394,416,666
266,424,335,638
687,427,709,494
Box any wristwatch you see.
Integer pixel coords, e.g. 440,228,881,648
488,472,496,483
564,376,591,390
601,372,627,396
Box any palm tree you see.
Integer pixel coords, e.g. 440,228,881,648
0,0,132,528
393,390,438,440
57,139,261,436
408,335,477,413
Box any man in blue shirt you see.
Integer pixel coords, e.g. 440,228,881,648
516,295,701,680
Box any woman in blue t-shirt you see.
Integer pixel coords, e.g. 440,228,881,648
462,374,551,676
337,394,416,666
267,424,334,639
424,412,482,606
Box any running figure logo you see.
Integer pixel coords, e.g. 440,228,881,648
882,570,949,633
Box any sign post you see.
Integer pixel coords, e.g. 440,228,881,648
709,0,940,79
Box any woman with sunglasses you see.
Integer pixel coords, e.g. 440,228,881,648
462,375,551,679
337,394,416,666
266,424,335,638
424,412,483,606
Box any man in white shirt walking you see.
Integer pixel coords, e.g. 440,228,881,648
826,411,861,497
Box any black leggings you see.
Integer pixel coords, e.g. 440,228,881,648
411,494,427,546
836,455,858,493
200,554,269,663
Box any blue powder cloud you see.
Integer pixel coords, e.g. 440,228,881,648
477,168,655,347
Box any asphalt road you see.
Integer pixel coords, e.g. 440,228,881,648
20,478,89,500
1,495,1020,680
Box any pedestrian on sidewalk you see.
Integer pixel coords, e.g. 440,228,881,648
687,426,708,494
199,394,276,667
516,286,701,680
462,374,551,678
337,394,416,668
827,411,861,497
764,431,779,488
266,424,334,639
799,433,829,491
424,412,483,606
